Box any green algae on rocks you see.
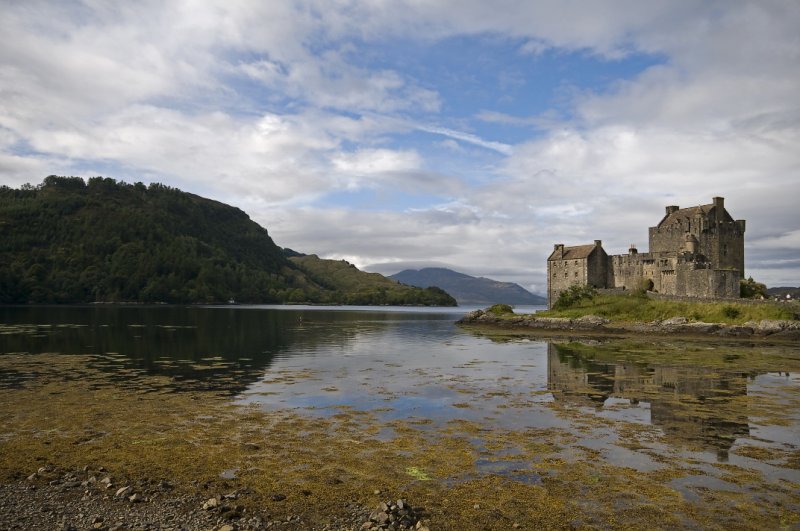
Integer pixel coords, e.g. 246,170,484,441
1,350,799,529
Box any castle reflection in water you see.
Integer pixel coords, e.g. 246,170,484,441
547,343,754,460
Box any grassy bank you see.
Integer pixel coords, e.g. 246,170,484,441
535,293,798,324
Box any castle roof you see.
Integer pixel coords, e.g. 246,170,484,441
657,203,733,228
548,244,597,261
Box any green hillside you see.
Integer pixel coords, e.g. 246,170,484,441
0,176,454,306
289,255,457,306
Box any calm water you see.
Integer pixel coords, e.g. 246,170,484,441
1,304,799,490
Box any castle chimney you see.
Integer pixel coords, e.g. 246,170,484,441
713,197,724,222
629,244,638,255
594,240,602,247
553,243,564,258
666,205,679,215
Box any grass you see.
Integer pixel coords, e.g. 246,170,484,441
536,294,798,324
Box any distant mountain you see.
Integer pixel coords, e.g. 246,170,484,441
0,176,455,306
390,267,546,306
766,286,800,299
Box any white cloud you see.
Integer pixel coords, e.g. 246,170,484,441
332,149,422,177
1,0,799,290
417,125,513,155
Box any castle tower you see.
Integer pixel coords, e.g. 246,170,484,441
648,196,745,278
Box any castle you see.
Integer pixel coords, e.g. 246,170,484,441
547,197,745,308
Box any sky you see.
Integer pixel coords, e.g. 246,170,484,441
1,1,798,294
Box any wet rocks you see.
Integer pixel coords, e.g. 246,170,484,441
715,324,754,337
361,499,428,530
574,315,610,328
755,319,785,334
677,322,721,334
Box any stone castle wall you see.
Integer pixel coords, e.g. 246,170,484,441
674,266,739,298
547,244,608,307
588,248,610,291
547,197,745,308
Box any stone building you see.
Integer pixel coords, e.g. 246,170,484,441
547,197,745,308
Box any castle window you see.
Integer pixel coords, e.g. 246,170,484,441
574,271,578,277
574,260,578,265
564,273,568,278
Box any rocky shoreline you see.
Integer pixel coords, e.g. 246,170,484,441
0,465,431,531
457,308,800,341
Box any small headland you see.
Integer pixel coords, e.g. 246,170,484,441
457,297,800,343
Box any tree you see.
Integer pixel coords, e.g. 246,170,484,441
740,277,767,299
553,284,597,310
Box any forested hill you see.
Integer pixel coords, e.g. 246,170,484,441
289,254,456,306
0,176,455,306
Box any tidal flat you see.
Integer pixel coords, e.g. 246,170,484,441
0,305,799,530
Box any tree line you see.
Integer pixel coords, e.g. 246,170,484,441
0,176,455,306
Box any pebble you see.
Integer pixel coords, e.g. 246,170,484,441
2,468,430,531
202,497,220,510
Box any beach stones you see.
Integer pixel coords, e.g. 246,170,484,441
362,498,427,530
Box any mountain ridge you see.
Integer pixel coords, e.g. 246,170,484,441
390,267,545,306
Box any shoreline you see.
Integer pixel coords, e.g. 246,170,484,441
456,308,800,343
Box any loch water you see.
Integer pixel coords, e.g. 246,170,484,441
1,304,799,516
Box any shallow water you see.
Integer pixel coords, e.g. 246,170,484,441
1,304,799,522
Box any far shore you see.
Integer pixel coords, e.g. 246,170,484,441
457,307,800,343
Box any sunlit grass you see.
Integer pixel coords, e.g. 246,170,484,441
537,294,797,324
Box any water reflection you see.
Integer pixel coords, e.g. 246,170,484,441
0,305,458,395
548,342,755,459
1,305,798,465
